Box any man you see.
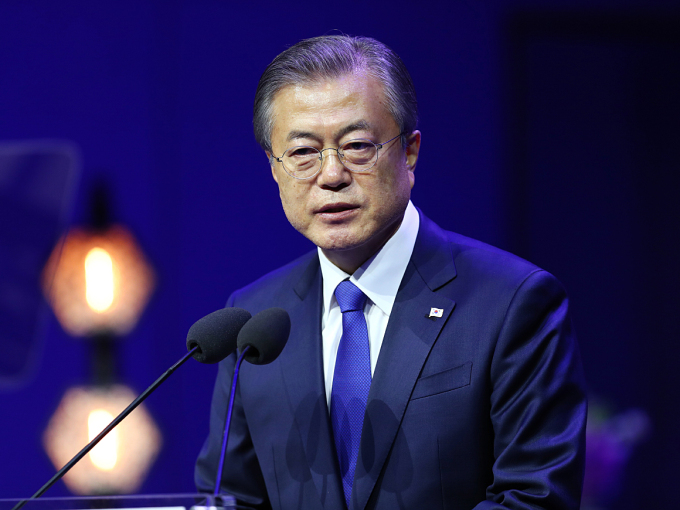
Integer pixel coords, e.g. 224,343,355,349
196,35,586,510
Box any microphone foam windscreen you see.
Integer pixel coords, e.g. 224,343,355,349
186,307,252,364
237,307,291,365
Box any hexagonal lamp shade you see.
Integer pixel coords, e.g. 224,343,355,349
41,225,155,336
43,385,162,495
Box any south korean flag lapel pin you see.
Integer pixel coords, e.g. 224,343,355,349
426,307,444,320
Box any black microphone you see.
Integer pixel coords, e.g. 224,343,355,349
14,307,252,510
237,307,291,364
213,307,291,495
187,307,252,363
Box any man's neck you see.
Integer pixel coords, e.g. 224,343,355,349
321,218,404,274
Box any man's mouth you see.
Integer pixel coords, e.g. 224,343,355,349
316,203,359,214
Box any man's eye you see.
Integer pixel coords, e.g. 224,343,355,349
343,141,373,152
287,147,318,158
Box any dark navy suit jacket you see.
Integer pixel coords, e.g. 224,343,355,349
195,212,587,510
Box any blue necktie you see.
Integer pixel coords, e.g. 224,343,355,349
330,280,372,509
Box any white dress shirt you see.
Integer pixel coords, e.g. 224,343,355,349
318,201,420,407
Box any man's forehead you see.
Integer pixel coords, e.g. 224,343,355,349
269,74,393,142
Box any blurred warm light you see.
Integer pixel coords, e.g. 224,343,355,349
88,409,118,470
42,225,155,336
43,385,161,495
85,248,115,312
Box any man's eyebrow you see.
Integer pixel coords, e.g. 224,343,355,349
286,131,321,143
285,121,373,144
336,121,372,140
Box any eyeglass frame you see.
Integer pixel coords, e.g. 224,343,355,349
270,132,405,180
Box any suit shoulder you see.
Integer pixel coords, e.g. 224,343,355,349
445,230,565,293
415,211,566,297
448,230,537,271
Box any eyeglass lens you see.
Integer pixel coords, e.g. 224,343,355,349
282,139,378,178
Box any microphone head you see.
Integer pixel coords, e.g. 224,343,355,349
237,307,291,365
186,307,252,364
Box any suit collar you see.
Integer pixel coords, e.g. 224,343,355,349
293,250,321,300
411,208,457,291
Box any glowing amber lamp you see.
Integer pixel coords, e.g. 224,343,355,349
41,225,155,336
43,385,161,495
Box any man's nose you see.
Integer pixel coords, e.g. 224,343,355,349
317,148,351,187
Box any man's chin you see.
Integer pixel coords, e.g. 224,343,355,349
317,241,362,254
314,232,387,273
310,222,397,256
312,230,367,253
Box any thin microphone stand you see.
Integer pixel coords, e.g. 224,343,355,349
12,347,198,510
214,346,250,496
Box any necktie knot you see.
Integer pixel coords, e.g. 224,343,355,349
334,280,367,313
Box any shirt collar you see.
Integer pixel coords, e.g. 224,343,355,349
318,201,420,321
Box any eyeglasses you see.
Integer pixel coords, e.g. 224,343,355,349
271,133,403,180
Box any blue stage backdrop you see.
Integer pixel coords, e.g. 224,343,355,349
0,1,678,508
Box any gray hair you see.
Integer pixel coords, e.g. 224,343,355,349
253,35,418,153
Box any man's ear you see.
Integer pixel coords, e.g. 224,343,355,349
267,152,279,184
405,130,421,172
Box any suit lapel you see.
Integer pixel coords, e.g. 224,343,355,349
278,257,345,509
352,213,457,510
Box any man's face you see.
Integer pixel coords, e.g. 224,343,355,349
268,72,420,273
